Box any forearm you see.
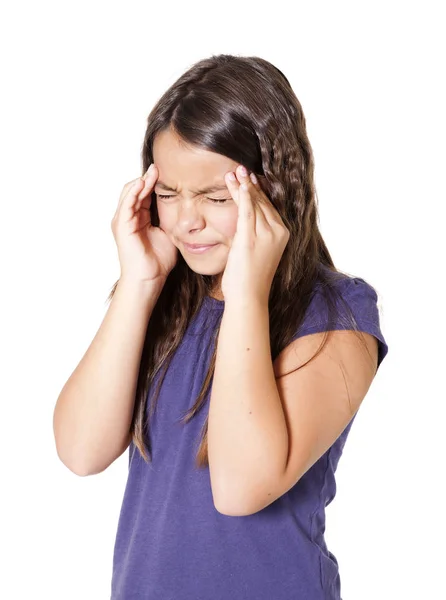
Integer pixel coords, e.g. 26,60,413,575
53,277,164,475
208,297,289,512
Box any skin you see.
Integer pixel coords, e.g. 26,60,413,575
152,127,241,300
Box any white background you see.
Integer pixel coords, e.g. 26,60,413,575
1,0,443,598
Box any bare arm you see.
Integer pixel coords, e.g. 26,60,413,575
208,296,378,517
208,297,289,514
53,277,164,476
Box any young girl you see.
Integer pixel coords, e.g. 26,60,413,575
53,54,389,599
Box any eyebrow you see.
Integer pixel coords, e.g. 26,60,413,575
154,181,228,195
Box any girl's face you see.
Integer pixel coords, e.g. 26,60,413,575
152,128,240,294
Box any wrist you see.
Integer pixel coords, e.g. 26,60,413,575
224,293,269,311
118,275,166,294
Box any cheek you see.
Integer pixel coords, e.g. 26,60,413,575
156,203,173,230
212,210,238,239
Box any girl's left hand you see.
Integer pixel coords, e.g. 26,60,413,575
221,165,290,305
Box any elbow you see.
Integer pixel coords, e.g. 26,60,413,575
214,493,276,517
210,458,287,517
213,493,247,517
55,448,110,477
212,478,278,517
54,439,115,476
54,433,130,476
53,406,128,477
53,416,90,476
211,477,250,517
55,452,89,477
54,440,95,477
69,464,92,478
53,422,103,476
213,493,270,517
214,501,253,517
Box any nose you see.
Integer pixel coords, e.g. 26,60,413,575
177,199,206,233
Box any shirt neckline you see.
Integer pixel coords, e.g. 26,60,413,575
203,295,225,309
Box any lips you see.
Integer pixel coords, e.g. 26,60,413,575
183,243,216,249
183,242,219,254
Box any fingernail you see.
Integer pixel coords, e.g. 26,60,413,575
250,173,258,184
227,172,236,181
239,165,247,176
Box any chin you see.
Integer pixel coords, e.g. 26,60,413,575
180,255,225,275
185,264,225,276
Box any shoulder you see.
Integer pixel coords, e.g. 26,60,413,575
292,265,389,369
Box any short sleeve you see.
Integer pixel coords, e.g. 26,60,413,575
292,276,389,370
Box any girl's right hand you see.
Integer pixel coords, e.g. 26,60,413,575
111,164,178,285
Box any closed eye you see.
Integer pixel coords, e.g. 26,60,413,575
156,194,229,204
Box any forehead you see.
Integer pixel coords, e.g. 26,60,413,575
152,128,238,189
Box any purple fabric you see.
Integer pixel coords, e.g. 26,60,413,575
110,268,389,599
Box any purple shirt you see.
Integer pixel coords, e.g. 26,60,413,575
111,267,389,599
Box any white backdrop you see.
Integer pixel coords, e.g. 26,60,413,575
1,0,443,598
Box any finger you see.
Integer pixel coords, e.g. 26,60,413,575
134,163,158,204
113,178,139,223
116,164,156,212
121,165,157,222
130,164,158,205
235,166,271,234
225,169,256,235
121,179,145,223
248,170,284,227
135,168,158,211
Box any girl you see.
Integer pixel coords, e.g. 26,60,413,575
53,54,389,599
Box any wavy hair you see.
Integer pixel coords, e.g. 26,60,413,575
106,54,376,467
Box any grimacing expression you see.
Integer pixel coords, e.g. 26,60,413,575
152,128,240,279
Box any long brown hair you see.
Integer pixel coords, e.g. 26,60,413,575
106,54,376,468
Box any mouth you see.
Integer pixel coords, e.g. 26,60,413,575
183,243,219,254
